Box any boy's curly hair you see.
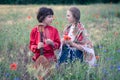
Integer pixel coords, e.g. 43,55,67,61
37,7,54,22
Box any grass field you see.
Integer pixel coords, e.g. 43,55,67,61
0,3,120,80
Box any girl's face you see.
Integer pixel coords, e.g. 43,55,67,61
66,10,75,24
43,15,53,26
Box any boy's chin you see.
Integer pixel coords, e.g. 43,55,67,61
47,22,52,25
46,24,50,26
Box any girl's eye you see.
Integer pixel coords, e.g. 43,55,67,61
67,15,69,17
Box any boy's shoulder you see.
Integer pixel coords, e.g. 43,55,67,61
47,25,58,31
31,26,38,32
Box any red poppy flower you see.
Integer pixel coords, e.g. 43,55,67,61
114,32,119,36
55,22,59,24
53,16,56,20
27,16,31,19
96,56,100,60
64,35,71,40
38,76,44,80
93,14,100,19
10,63,17,70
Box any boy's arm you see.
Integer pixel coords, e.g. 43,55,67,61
53,29,61,50
29,29,39,53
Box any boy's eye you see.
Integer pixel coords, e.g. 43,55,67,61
48,15,53,18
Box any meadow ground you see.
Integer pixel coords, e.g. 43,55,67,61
0,3,120,80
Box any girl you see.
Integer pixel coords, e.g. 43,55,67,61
58,7,96,66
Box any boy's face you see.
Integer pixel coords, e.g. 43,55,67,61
66,10,75,24
43,15,53,26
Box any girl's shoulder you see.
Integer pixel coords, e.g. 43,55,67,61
64,24,72,31
63,24,71,34
77,22,85,30
65,24,71,29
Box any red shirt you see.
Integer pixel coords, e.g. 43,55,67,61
29,25,61,61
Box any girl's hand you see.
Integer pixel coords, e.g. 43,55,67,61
62,38,73,46
62,35,72,44
61,38,66,44
37,42,44,49
66,40,73,46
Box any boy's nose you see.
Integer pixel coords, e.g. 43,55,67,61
51,17,54,20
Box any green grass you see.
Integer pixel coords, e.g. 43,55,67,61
0,3,120,80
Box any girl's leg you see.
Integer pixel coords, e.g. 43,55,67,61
75,50,83,62
58,44,70,64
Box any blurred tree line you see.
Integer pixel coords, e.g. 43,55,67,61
0,0,119,4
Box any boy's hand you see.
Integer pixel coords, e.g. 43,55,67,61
37,42,44,49
45,39,54,46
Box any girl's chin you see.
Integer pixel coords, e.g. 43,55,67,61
68,21,72,24
67,20,72,23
